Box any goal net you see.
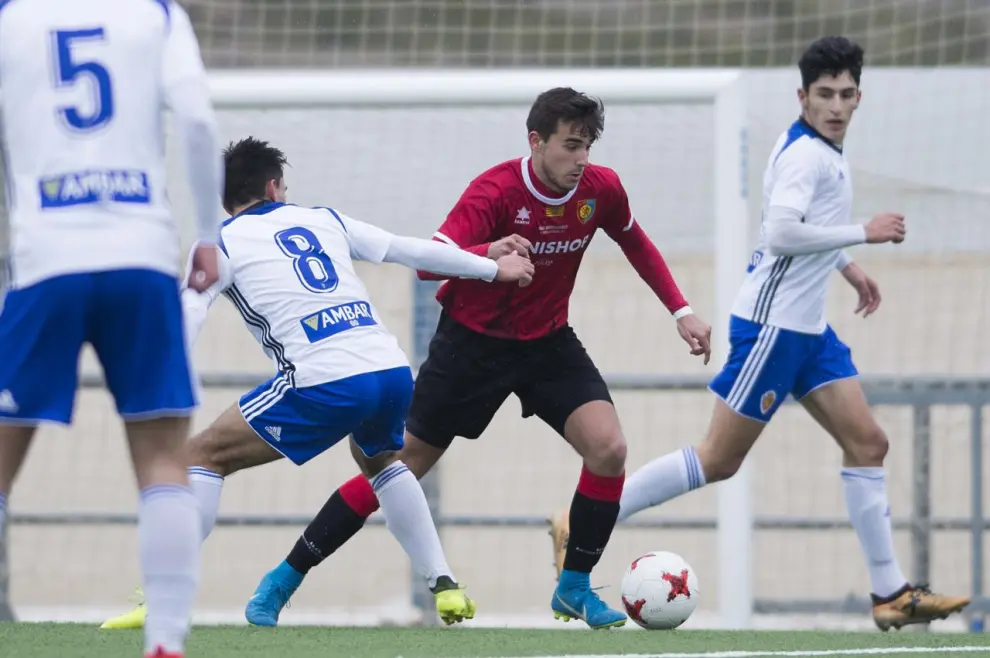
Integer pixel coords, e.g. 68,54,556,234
2,0,988,630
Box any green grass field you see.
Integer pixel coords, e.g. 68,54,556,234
2,625,989,658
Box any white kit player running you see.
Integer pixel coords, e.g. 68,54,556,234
549,36,970,631
100,137,535,631
0,1,222,657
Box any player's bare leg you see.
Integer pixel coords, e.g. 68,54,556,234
800,378,970,630
102,405,282,631
549,400,628,629
125,416,200,658
551,399,766,580
245,431,455,627
0,426,35,534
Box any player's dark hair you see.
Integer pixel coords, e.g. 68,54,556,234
222,137,288,212
798,36,865,89
527,87,605,144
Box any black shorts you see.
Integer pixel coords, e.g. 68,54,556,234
406,312,612,450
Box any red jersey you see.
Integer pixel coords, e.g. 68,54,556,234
425,157,689,340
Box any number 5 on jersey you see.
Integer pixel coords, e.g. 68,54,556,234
275,227,339,293
52,28,114,132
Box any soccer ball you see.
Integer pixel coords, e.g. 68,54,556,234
619,551,699,630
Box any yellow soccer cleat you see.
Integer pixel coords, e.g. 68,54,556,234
100,587,147,630
432,578,476,625
872,584,971,631
548,508,570,581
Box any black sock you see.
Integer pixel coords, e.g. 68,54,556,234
286,490,368,574
562,491,621,574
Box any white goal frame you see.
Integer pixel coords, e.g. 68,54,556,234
206,67,750,628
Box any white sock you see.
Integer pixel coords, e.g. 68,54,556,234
842,467,908,598
188,467,224,541
139,485,201,655
371,461,453,588
0,492,7,534
618,447,706,522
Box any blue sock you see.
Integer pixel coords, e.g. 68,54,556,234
558,569,590,591
272,560,304,589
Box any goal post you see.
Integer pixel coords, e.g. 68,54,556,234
204,67,751,627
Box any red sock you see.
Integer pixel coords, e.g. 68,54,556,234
576,465,624,502
339,474,380,517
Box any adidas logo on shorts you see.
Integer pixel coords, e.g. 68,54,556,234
265,426,282,442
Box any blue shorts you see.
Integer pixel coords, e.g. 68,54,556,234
709,315,858,422
0,269,196,424
239,366,414,465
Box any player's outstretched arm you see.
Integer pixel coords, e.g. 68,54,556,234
342,215,533,286
162,5,224,249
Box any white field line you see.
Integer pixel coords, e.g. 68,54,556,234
513,647,990,658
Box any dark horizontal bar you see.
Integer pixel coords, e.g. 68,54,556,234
78,372,990,405
9,513,990,532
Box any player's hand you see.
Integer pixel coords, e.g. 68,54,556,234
842,263,882,318
494,252,535,287
676,313,712,365
187,242,220,293
864,213,906,244
487,234,532,260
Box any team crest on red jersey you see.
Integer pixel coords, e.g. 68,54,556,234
577,199,596,223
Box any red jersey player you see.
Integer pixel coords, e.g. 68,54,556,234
240,87,712,630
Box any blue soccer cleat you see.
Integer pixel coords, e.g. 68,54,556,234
244,560,304,627
551,569,627,630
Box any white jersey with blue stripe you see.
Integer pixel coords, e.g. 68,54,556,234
201,202,410,388
732,118,853,335
0,0,208,288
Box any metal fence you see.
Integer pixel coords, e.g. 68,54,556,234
1,376,988,626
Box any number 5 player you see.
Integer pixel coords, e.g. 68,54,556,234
0,1,223,656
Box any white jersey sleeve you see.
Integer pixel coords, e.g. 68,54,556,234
340,214,499,280
340,214,392,264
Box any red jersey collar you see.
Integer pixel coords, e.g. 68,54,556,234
521,156,579,206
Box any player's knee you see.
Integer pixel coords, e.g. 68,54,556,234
845,424,889,467
585,432,627,477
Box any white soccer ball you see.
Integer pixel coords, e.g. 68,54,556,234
619,550,699,630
